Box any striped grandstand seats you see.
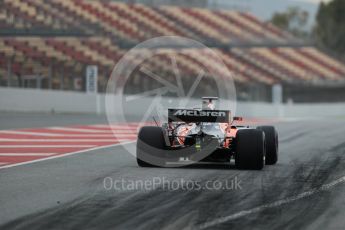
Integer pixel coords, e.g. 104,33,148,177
0,0,299,43
300,47,345,76
234,47,345,82
0,0,344,90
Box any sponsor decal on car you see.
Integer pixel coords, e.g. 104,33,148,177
168,109,230,123
173,109,227,117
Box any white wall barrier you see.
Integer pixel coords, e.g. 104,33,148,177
1,87,345,118
0,87,103,114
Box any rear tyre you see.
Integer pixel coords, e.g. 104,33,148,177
235,129,265,170
137,126,166,167
256,126,278,165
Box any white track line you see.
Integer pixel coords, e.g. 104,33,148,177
0,130,136,137
0,141,135,170
91,124,139,129
0,139,131,142
0,153,56,156
106,134,137,137
61,134,135,137
0,145,96,148
56,134,136,138
199,175,345,229
0,130,63,136
0,134,136,138
47,127,114,133
94,130,136,134
57,134,134,137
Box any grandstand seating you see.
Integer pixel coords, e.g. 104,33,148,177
0,0,344,91
2,0,290,43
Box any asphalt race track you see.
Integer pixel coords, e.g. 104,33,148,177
1,113,345,230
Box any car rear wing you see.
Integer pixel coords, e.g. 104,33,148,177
168,109,231,123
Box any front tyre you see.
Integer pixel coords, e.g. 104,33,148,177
256,126,278,165
137,126,166,167
235,129,265,170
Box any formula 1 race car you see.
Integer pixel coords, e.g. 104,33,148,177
136,97,278,170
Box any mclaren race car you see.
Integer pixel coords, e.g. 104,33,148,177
136,97,278,170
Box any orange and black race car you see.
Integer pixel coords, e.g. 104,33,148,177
136,97,278,170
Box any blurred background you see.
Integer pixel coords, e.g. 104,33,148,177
3,1,345,227
0,0,344,117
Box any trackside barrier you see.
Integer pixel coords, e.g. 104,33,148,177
0,87,345,118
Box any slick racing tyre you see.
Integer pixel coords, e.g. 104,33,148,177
137,126,166,167
256,126,278,165
235,129,265,170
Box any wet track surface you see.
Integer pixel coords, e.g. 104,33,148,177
1,114,345,229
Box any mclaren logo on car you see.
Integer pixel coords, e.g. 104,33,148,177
173,109,226,117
